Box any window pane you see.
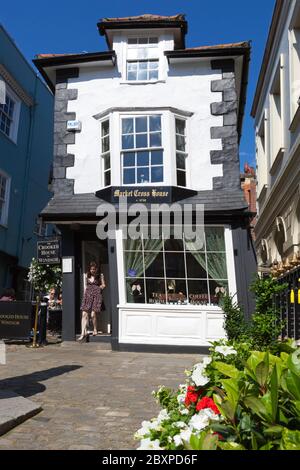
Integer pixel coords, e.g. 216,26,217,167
147,280,166,304
149,70,158,80
186,253,207,278
177,170,186,187
101,120,109,136
137,151,149,166
122,118,134,134
137,69,147,81
123,152,135,167
127,71,137,81
176,153,186,170
137,167,149,183
176,119,185,135
206,253,227,281
104,171,111,187
149,116,161,132
136,133,147,148
136,117,147,133
124,238,143,252
139,61,148,70
151,150,163,165
176,135,185,151
122,134,134,150
166,280,187,304
150,132,161,147
104,154,110,171
127,62,137,71
149,37,158,44
151,166,163,182
128,38,138,44
165,252,185,278
209,281,228,306
188,280,209,305
124,168,135,184
164,238,184,252
205,227,225,251
149,60,159,68
102,136,109,153
126,279,145,303
139,38,148,44
145,252,164,277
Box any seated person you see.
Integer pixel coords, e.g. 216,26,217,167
0,288,16,301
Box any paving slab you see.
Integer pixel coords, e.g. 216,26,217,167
0,390,42,436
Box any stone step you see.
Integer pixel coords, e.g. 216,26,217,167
0,390,42,436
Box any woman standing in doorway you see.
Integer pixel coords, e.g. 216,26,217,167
78,261,105,342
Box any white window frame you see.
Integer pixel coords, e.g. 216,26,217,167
289,4,300,126
0,80,21,143
0,170,11,227
269,61,284,166
100,116,111,188
33,217,48,237
122,35,161,83
174,115,188,188
120,113,164,185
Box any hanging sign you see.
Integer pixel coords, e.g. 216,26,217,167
37,238,61,264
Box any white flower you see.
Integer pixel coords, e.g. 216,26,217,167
191,364,209,387
188,411,210,431
201,408,220,422
202,356,212,366
215,345,237,356
177,393,186,405
172,421,187,429
157,409,169,423
135,419,161,439
173,434,183,447
137,438,164,450
179,428,192,444
179,407,189,415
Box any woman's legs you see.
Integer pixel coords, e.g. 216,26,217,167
78,311,89,339
91,311,97,335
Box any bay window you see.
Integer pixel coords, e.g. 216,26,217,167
101,119,111,187
124,226,228,306
175,118,187,187
121,115,163,184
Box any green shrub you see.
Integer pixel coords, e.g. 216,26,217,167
221,294,249,342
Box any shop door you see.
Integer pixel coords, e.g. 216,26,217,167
81,241,111,335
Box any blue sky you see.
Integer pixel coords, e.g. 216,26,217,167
2,0,275,169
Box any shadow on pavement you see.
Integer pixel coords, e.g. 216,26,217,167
0,365,82,398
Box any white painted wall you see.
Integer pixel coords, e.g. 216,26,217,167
66,32,223,194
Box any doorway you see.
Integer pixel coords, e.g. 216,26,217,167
81,240,111,336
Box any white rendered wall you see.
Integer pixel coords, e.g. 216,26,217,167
66,35,223,194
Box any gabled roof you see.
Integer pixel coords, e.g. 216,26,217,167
98,13,187,49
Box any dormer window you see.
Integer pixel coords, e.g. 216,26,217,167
126,37,159,82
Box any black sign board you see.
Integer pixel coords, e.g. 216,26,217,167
37,238,61,264
96,186,197,204
0,301,32,339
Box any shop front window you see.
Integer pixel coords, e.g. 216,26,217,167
124,226,228,306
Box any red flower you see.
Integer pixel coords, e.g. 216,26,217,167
196,396,220,415
184,386,200,407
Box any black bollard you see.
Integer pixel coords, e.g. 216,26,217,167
38,302,48,345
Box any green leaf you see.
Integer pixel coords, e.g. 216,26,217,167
245,352,266,379
287,350,300,377
218,442,246,450
216,399,236,423
244,396,268,421
213,361,241,379
263,425,284,436
280,429,300,450
285,370,300,401
202,434,218,450
221,378,240,409
259,442,275,450
270,364,278,422
255,361,269,388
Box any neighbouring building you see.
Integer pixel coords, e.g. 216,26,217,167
34,14,256,352
252,0,300,276
0,25,54,298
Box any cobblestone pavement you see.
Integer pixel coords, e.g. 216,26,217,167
0,342,200,450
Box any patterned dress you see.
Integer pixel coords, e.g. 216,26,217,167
81,275,103,313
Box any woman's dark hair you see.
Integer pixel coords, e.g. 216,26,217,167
86,261,101,281
0,288,16,299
